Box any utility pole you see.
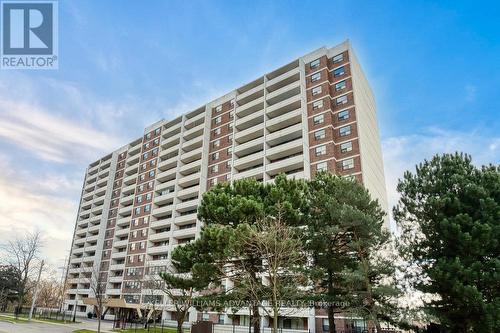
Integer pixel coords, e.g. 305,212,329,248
28,260,45,321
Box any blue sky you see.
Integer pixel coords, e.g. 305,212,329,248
0,0,499,265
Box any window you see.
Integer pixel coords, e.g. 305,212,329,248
312,100,324,110
215,105,222,113
218,315,225,324
140,241,145,249
227,147,232,155
226,161,231,169
142,229,147,236
152,148,158,155
138,255,144,262
340,141,353,153
316,162,327,172
314,129,326,140
202,313,209,321
333,66,345,77
342,158,354,170
212,152,219,160
146,133,151,139
313,114,324,125
312,86,322,96
212,140,220,148
214,128,221,136
215,116,222,124
339,125,351,137
228,122,233,130
135,207,141,215
310,58,320,69
145,143,150,149
128,255,134,263
154,138,159,145
230,99,235,108
146,193,152,200
155,128,161,135
336,95,348,105
210,178,218,186
131,243,136,250
332,54,344,64
322,319,329,332
145,204,151,212
211,165,219,173
137,196,143,203
149,170,155,177
315,145,327,156
338,110,349,121
140,174,145,181
142,152,148,160
335,80,346,91
311,72,321,82
230,111,234,120
150,159,156,166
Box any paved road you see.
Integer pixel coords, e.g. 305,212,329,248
0,317,115,333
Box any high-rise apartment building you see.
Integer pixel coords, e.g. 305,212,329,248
64,40,388,331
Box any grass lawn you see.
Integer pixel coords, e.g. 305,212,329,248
114,327,179,333
0,314,27,323
73,330,97,333
0,313,79,324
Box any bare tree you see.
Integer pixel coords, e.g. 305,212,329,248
2,231,43,315
142,268,165,329
87,265,107,333
239,213,305,333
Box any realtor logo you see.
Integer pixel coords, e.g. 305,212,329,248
1,0,58,69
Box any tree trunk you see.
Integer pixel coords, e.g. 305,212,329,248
252,303,260,333
374,320,382,333
177,318,184,333
98,317,101,333
327,305,336,333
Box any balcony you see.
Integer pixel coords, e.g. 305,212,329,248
179,160,201,176
235,108,264,131
149,230,170,242
155,179,176,193
234,137,264,158
266,108,302,133
176,185,200,200
156,168,176,183
266,66,300,88
111,251,127,259
182,135,203,152
148,245,169,255
158,155,178,171
184,111,205,129
115,227,130,237
234,124,264,144
266,154,304,177
233,166,264,181
116,216,130,227
162,122,182,139
152,204,174,218
151,218,171,230
122,184,135,196
113,239,128,248
118,205,133,217
175,199,199,213
128,143,141,156
266,138,303,161
237,80,264,106
183,122,204,141
266,80,300,106
177,172,200,188
109,263,125,271
121,193,134,206
266,123,303,147
154,191,175,205
127,153,140,165
235,96,264,118
174,212,197,226
233,151,264,171
124,163,138,175
266,94,301,119
123,174,137,186
173,227,196,239
180,147,202,164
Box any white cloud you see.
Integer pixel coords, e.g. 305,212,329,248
0,156,78,266
382,127,500,230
